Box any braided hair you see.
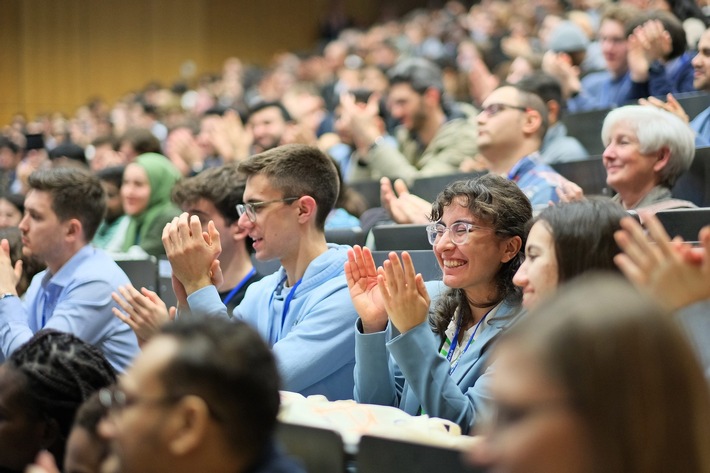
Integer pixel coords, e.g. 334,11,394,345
7,330,116,463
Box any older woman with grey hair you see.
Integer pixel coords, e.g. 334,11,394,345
601,105,695,211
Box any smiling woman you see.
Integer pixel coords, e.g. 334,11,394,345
601,105,696,211
347,173,532,434
120,153,182,257
513,200,628,310
470,275,710,473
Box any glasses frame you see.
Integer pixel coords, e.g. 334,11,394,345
236,197,300,223
425,222,492,246
98,386,182,416
480,103,528,117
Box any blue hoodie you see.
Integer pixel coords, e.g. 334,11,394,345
187,244,357,401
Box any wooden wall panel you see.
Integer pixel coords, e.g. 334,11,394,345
0,1,22,123
0,0,391,126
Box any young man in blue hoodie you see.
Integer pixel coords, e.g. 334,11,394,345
162,144,358,401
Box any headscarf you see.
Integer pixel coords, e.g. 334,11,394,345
121,153,181,252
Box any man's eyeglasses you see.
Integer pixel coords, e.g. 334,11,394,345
480,103,528,117
98,386,181,415
236,197,300,223
425,222,492,246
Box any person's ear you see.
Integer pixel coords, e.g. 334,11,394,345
295,196,318,224
521,109,543,136
546,99,560,124
65,218,83,242
423,87,441,108
166,395,211,456
500,236,523,264
653,146,671,173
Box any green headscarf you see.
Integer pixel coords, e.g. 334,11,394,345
121,153,181,253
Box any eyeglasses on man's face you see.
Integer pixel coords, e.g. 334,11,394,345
425,222,492,246
480,103,528,117
235,197,300,223
98,386,181,416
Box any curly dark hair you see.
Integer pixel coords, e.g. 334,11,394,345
429,174,532,339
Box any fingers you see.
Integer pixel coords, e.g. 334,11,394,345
642,213,675,258
700,226,710,272
613,253,647,286
415,274,431,305
13,260,23,283
615,217,656,269
401,251,417,283
387,252,404,291
393,178,410,197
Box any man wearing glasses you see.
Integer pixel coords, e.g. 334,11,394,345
98,318,304,473
163,144,358,401
476,84,573,212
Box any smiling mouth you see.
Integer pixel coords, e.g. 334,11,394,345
443,260,466,268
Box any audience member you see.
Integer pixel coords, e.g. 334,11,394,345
548,4,639,112
515,72,589,164
117,128,161,163
347,174,531,434
97,318,305,473
626,11,695,99
30,392,113,473
120,153,182,256
0,138,22,194
0,330,116,473
112,164,263,343
86,135,122,173
93,166,129,253
469,275,710,473
513,200,627,309
471,84,571,211
0,193,24,228
48,142,88,169
344,58,479,184
247,101,294,154
641,26,710,145
162,144,358,400
601,105,695,212
0,168,139,370
0,227,45,297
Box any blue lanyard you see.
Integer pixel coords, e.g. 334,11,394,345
445,308,492,375
221,268,257,306
269,275,303,336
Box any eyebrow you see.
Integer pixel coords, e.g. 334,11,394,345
187,209,209,218
438,219,477,226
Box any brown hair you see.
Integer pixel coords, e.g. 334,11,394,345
28,167,106,241
501,274,710,473
238,144,339,231
429,173,531,338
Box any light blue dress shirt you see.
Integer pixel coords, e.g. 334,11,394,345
0,245,139,371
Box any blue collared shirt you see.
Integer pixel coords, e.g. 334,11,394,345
568,71,633,113
691,107,710,147
0,245,139,371
508,153,569,212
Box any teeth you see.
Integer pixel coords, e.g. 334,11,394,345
443,260,465,268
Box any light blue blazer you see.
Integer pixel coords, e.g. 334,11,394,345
354,285,522,435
